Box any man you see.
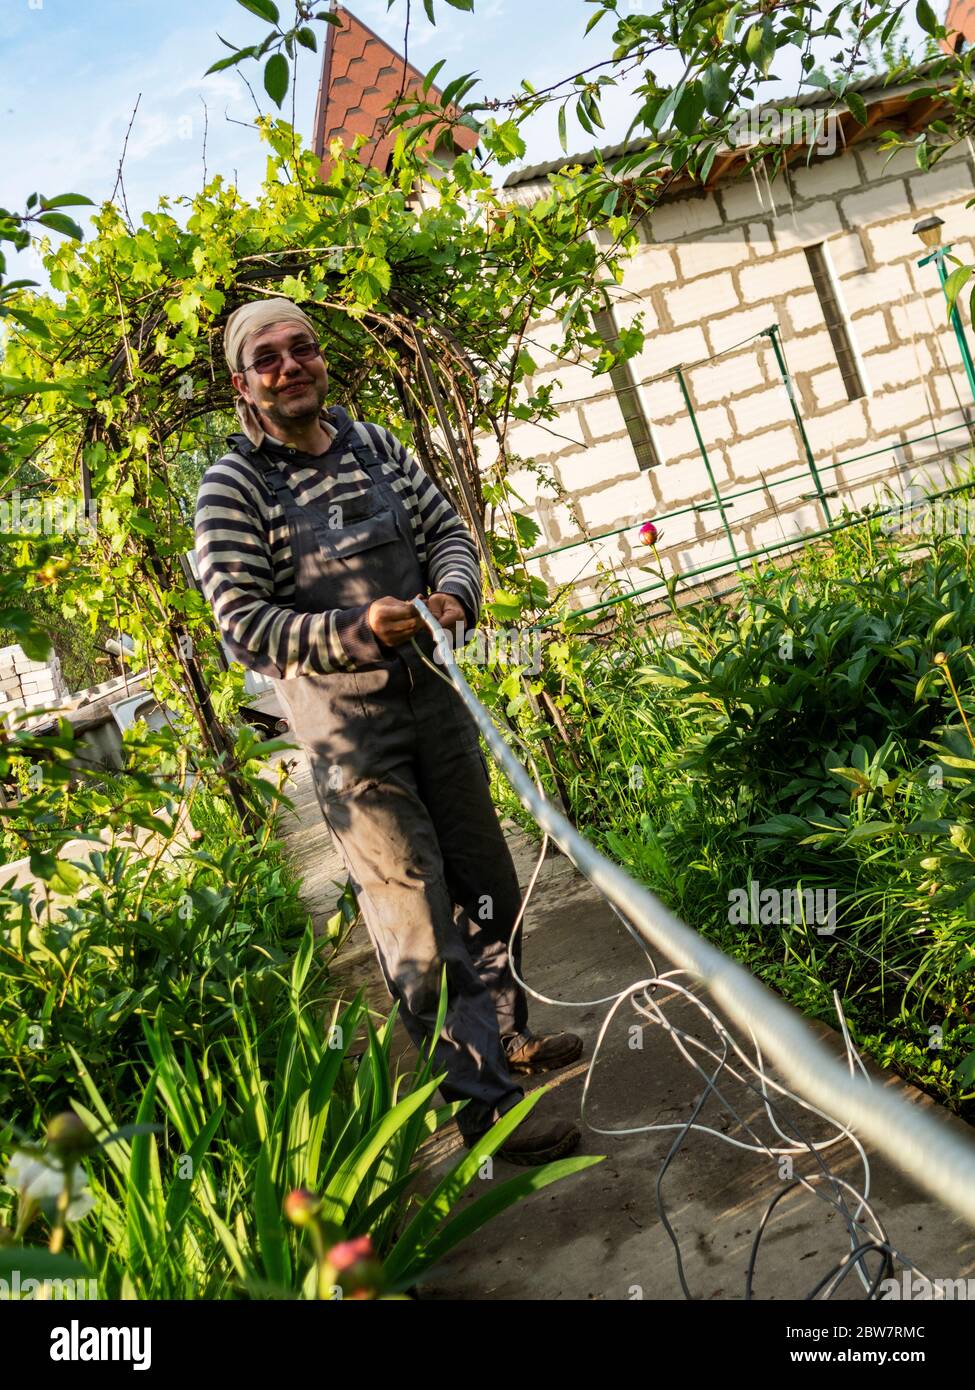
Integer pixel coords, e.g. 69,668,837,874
194,296,583,1164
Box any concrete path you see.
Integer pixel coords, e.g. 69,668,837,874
268,734,975,1302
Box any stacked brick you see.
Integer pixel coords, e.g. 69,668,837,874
0,643,69,726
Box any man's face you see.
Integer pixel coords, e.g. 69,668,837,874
232,321,329,433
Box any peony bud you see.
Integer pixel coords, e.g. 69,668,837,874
639,520,659,546
325,1234,383,1298
933,651,948,666
283,1188,320,1228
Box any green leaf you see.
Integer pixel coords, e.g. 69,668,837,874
701,64,730,118
317,1077,441,1224
4,306,49,337
205,47,255,75
423,0,436,23
394,1155,604,1284
558,103,568,154
954,1048,975,1087
255,1145,290,1285
290,919,315,996
674,81,706,136
445,0,474,9
264,52,289,107
296,26,317,51
744,18,776,76
846,91,868,127
0,1249,92,1283
48,859,86,895
916,0,939,35
423,58,447,96
38,193,95,210
35,212,84,240
943,264,973,321
237,0,280,22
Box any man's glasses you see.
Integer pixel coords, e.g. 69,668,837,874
242,340,323,375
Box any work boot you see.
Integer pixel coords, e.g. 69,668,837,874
503,1029,584,1075
465,1108,582,1166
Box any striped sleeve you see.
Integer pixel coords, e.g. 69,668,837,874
193,454,383,678
376,426,482,629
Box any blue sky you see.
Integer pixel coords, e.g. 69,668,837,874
1,0,933,286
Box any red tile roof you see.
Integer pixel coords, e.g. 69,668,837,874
312,3,479,176
944,0,974,51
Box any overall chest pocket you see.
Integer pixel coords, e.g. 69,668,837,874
313,505,401,561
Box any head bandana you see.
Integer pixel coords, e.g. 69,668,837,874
223,298,334,448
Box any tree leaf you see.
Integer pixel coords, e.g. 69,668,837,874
846,91,868,127
205,47,255,75
236,0,280,22
916,0,939,35
38,193,95,210
674,81,706,136
701,64,730,118
423,58,446,96
35,212,84,240
264,52,289,107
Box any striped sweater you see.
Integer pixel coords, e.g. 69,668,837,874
193,405,482,680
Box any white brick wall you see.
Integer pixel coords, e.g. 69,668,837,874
849,310,892,354
718,178,770,223
625,245,679,293
729,387,794,437
828,231,867,277
578,392,628,442
666,272,738,325
840,179,912,226
771,201,844,251
790,156,865,200
675,225,750,277
805,401,869,452
737,250,812,303
724,425,799,481
688,353,765,405
840,263,914,314
809,367,848,410
485,131,975,616
647,195,725,240
908,161,975,212
867,215,934,267
787,292,826,333
864,383,935,433
780,329,835,374
863,342,934,390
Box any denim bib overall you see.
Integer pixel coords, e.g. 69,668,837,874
251,420,528,1135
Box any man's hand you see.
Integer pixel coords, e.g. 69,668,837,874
366,596,423,646
424,591,467,637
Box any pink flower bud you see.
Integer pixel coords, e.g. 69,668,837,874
326,1234,374,1272
639,520,659,546
283,1188,320,1227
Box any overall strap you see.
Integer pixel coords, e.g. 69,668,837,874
245,449,304,518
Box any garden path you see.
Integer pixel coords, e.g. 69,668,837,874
267,730,975,1301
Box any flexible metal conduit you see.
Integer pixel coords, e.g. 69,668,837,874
412,595,975,1228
